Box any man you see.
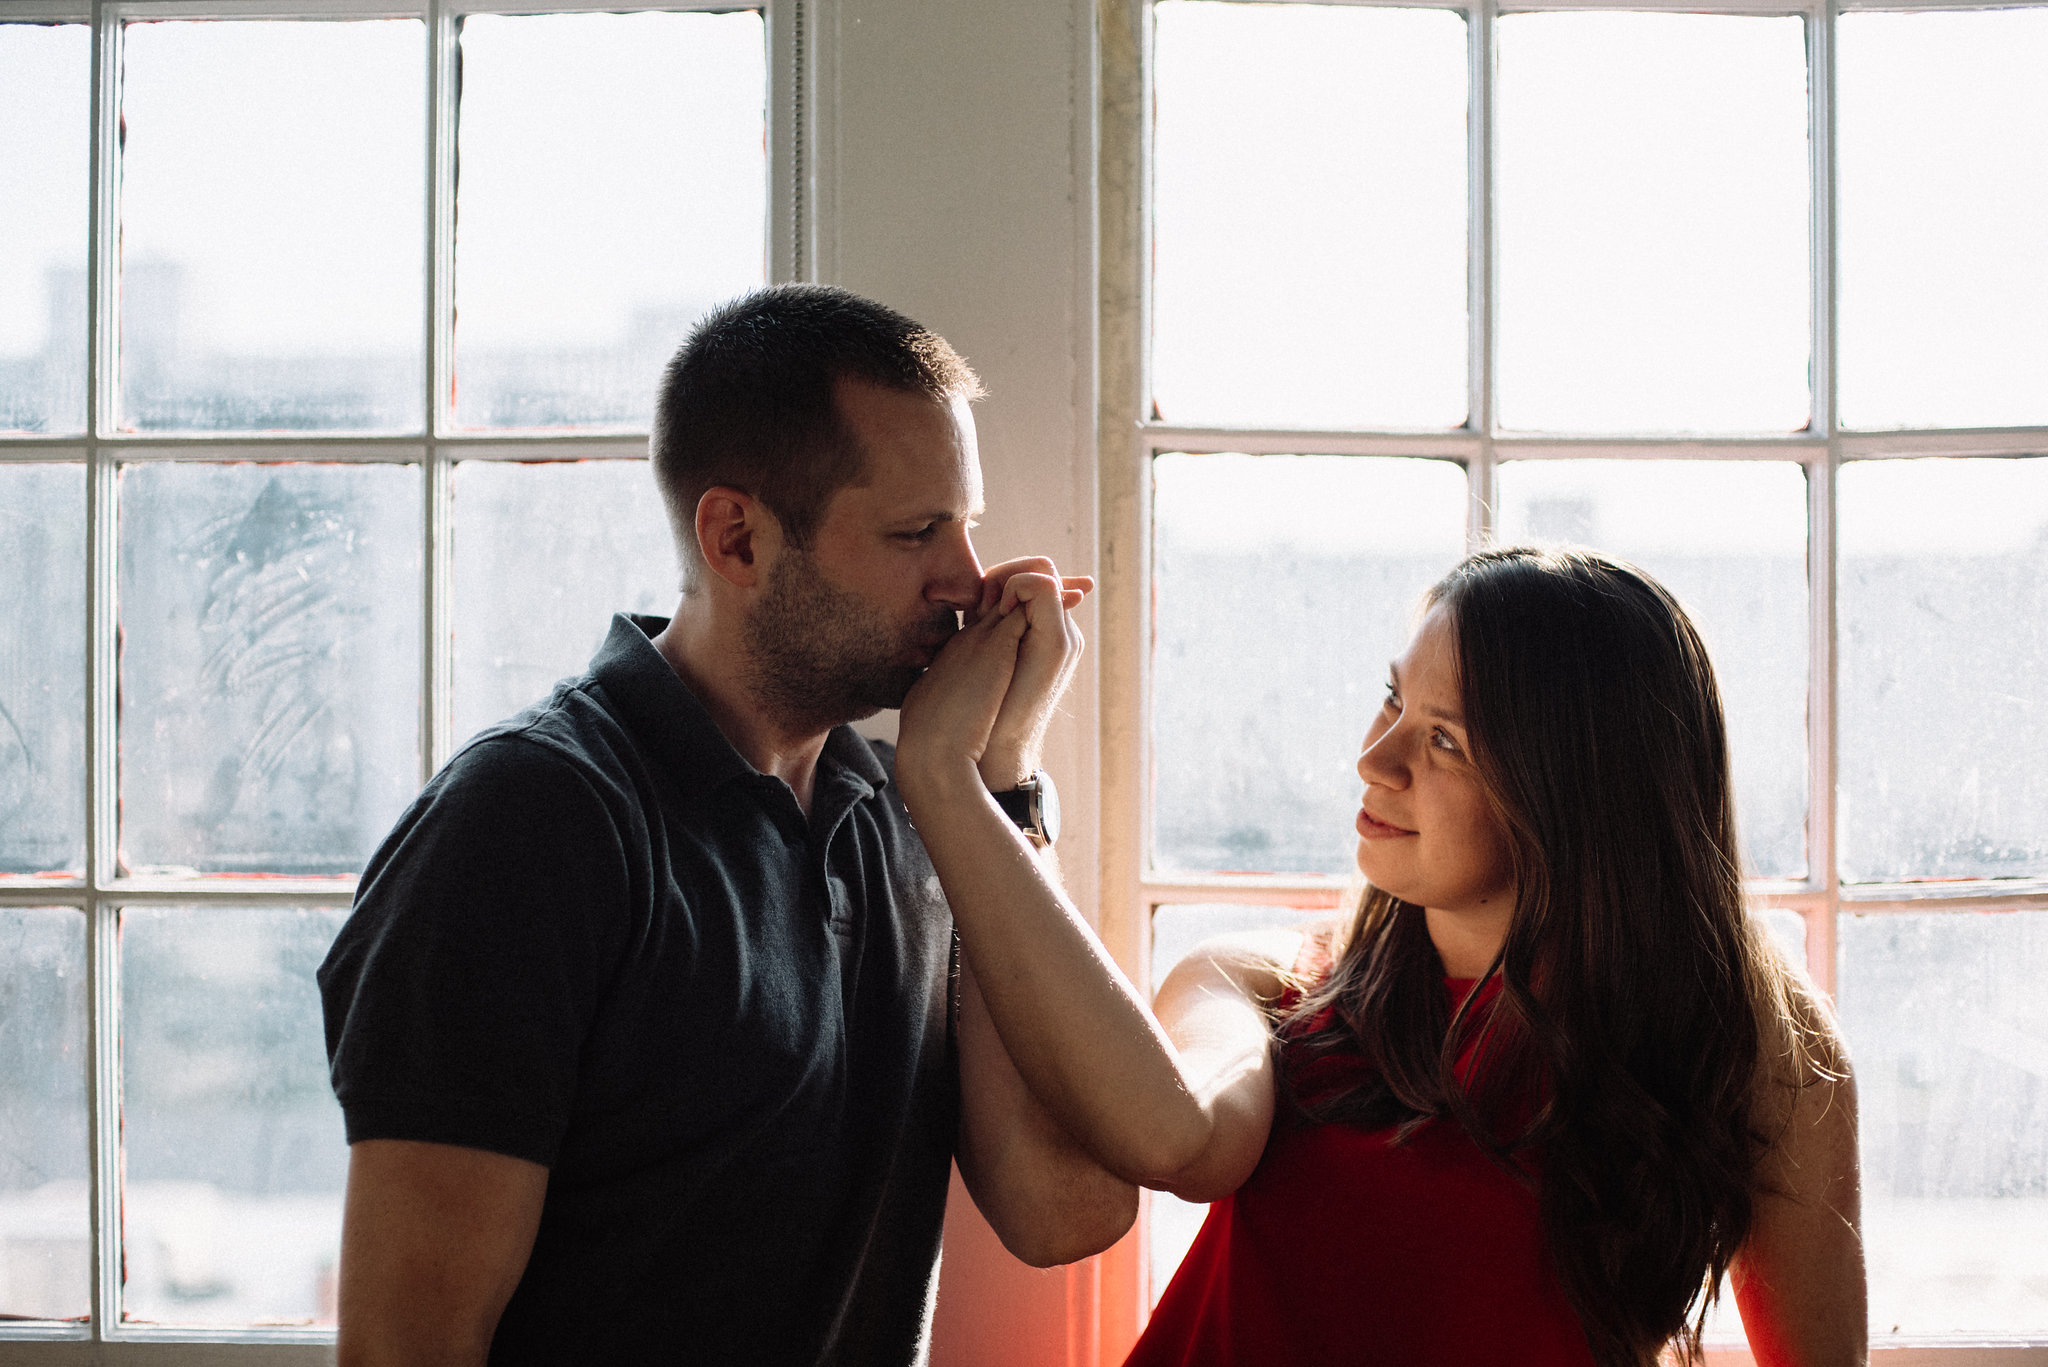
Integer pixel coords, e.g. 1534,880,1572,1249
318,285,1131,1366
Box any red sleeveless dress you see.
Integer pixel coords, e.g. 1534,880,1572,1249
1125,933,1595,1367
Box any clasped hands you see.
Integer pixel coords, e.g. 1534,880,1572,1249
898,556,1093,800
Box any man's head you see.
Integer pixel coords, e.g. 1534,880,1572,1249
655,287,990,734
651,284,985,588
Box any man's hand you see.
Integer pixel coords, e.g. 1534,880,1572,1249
971,557,1093,790
897,599,1031,797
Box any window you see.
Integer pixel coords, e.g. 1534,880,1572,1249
0,0,774,1347
1107,0,2048,1354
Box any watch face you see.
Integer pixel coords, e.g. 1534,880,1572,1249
1034,771,1061,846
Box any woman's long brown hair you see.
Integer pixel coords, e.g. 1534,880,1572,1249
1284,546,1831,1367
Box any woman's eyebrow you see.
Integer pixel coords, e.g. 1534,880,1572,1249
1388,661,1465,724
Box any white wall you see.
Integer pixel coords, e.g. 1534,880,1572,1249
815,0,1119,1361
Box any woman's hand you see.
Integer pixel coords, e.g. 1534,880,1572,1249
896,601,1030,806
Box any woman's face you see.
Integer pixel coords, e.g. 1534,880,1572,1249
1354,605,1518,935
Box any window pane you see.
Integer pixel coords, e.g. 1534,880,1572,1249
1495,14,1810,434
1152,2,1468,430
118,462,421,877
1840,911,2048,1335
451,11,766,430
118,20,424,433
0,907,88,1321
1838,11,2048,431
120,905,348,1327
450,459,677,744
1495,461,1808,879
0,23,88,435
1152,454,1467,875
1839,458,2048,884
1148,903,1329,1303
0,463,85,878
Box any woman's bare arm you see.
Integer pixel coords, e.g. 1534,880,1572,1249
1730,1011,1868,1367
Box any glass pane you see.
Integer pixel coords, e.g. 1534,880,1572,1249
118,20,424,432
0,908,89,1321
1840,911,2048,1335
118,462,421,877
1838,11,2048,431
1152,453,1468,875
451,11,767,430
1148,902,1331,1304
0,463,85,878
0,23,88,435
1152,2,1468,430
1839,458,2048,883
120,905,349,1326
1495,461,1808,879
451,459,678,745
1756,905,1807,977
1495,14,1810,434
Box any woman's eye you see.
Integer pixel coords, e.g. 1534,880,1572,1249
1431,727,1460,754
1382,685,1400,710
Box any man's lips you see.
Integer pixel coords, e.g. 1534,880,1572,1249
1355,806,1416,839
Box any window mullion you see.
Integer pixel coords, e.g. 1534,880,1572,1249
1469,0,1497,545
1808,0,1840,996
84,0,118,1338
423,0,455,782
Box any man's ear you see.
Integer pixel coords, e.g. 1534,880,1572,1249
696,485,790,590
693,486,781,590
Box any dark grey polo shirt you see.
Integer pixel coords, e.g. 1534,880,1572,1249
319,613,959,1365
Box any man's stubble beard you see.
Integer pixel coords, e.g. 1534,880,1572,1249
742,546,959,736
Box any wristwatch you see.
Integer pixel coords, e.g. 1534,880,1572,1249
992,770,1061,847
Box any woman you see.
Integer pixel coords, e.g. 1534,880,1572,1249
898,545,1866,1367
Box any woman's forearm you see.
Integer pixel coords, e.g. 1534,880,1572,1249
902,758,1221,1186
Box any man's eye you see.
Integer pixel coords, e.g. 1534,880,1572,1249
896,525,936,543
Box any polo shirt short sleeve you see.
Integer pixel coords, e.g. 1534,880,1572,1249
318,614,960,1366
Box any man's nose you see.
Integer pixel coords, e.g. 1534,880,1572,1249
928,528,984,611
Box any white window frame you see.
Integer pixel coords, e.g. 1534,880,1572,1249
1095,0,2048,1358
0,0,801,1353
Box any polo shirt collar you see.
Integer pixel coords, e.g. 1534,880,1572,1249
590,613,889,799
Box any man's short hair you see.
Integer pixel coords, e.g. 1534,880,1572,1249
651,285,984,582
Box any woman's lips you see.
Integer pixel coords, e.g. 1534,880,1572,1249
1355,806,1416,840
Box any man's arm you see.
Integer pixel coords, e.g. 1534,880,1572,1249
900,582,1279,1198
954,955,1138,1265
335,1139,548,1367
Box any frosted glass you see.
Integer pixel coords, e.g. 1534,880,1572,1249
1838,458,2048,883
117,20,424,432
0,464,85,878
1495,461,1808,878
0,908,88,1321
1495,13,1810,434
451,11,767,430
450,459,678,744
1838,12,2048,431
1151,454,1468,875
120,906,348,1326
1152,2,1468,430
1840,911,2048,1335
117,463,420,877
0,23,88,435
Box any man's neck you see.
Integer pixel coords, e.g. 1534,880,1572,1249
650,596,832,816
